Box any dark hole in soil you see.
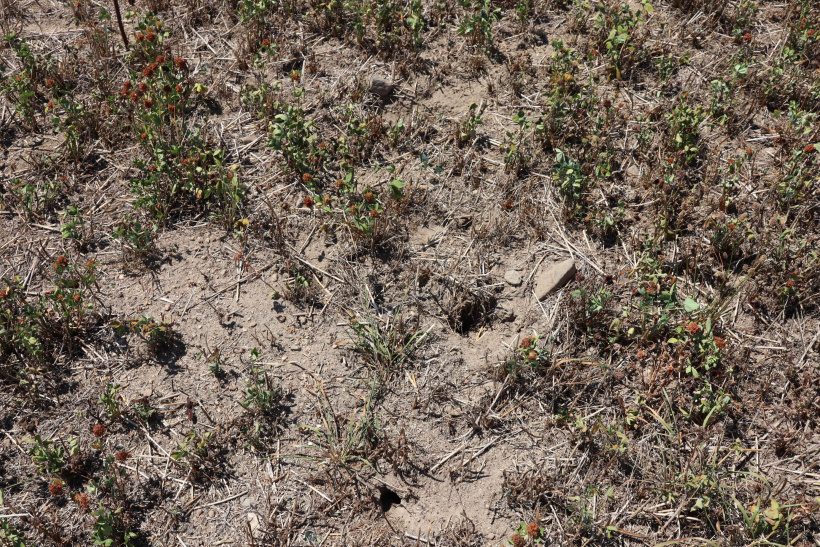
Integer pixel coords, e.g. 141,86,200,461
449,291,496,334
378,486,401,512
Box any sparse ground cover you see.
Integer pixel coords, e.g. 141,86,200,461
1,0,820,545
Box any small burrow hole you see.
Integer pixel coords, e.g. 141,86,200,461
378,486,401,512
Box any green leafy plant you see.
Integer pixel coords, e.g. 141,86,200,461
570,285,614,335
594,1,653,80
268,101,325,181
501,112,532,175
457,0,501,52
669,311,725,377
0,517,26,547
47,91,97,161
59,204,89,248
170,430,212,481
131,399,155,422
91,504,135,547
533,40,598,148
26,435,77,473
236,0,276,25
112,217,156,261
240,359,279,416
666,95,705,164
99,383,122,421
406,0,425,50
456,102,484,146
111,316,174,354
515,0,534,28
0,256,99,394
655,52,688,83
1,33,54,130
5,177,63,220
553,148,590,215
500,333,550,381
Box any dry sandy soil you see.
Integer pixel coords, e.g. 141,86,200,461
1,0,820,545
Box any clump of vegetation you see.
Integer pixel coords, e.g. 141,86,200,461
2,0,820,545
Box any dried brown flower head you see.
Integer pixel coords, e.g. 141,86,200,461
92,424,106,437
49,481,64,497
73,492,90,511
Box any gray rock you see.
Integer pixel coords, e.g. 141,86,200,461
495,306,516,323
534,259,576,300
760,147,778,160
503,270,523,287
369,76,393,97
625,164,642,180
247,513,261,536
